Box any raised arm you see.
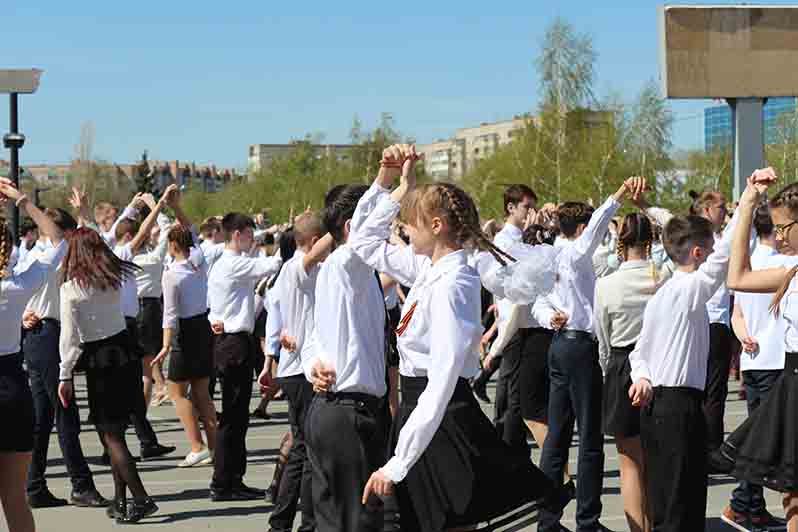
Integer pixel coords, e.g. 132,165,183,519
129,191,169,255
302,233,334,274
570,179,632,259
0,179,63,246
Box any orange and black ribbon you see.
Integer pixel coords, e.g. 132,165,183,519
395,301,418,337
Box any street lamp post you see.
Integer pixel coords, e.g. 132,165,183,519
0,69,42,243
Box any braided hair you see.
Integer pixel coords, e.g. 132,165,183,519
768,183,798,315
0,219,11,279
616,213,659,286
399,183,515,266
167,225,195,255
522,224,556,246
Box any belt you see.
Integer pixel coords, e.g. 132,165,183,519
610,344,635,353
319,391,382,412
557,330,595,342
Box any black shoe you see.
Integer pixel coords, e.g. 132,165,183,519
140,443,176,461
235,483,266,497
70,489,109,508
210,488,263,502
545,479,575,515
106,498,126,520
117,498,158,524
28,489,69,508
251,407,271,420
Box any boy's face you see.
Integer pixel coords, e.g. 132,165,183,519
692,237,715,267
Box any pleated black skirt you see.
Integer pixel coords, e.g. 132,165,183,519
602,345,640,438
392,375,554,532
83,330,140,433
721,352,798,492
168,313,214,382
0,353,34,452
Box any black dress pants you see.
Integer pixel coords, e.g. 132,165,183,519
704,323,732,451
494,330,526,452
269,375,315,532
306,393,387,532
641,386,707,532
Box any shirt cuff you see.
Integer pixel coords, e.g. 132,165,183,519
381,457,408,483
59,364,73,381
629,366,651,384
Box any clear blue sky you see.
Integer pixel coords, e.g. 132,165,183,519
3,1,795,169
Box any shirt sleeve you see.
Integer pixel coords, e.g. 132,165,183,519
382,278,478,483
531,296,555,328
103,206,139,245
161,271,180,329
488,304,522,358
264,291,282,356
687,209,740,311
58,285,82,380
645,206,673,228
571,196,622,260
593,281,611,373
629,303,654,383
231,254,283,282
348,193,427,288
350,181,391,234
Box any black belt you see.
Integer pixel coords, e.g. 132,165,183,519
610,344,635,354
652,386,704,401
319,391,382,412
557,330,595,342
139,297,160,302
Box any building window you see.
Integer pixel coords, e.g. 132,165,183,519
452,163,457,168
474,148,480,154
249,146,255,157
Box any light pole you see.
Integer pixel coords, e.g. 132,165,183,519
0,69,42,242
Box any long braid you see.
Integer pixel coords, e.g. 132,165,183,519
0,221,10,279
437,184,516,266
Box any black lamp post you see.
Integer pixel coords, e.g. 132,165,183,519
1,69,42,242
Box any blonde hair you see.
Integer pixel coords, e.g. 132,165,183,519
399,183,514,266
0,219,12,279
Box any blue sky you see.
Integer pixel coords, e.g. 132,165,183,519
3,1,793,169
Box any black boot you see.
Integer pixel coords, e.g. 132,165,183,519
106,498,126,520
117,497,158,524
471,370,491,403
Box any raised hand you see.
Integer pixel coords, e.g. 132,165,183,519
141,193,157,210
0,178,23,202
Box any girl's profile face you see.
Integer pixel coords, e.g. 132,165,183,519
772,206,798,255
404,216,435,258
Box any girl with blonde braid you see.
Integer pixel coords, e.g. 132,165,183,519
351,145,566,532
0,177,66,532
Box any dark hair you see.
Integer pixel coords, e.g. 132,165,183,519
322,184,369,243
115,218,138,242
221,212,256,242
167,225,194,255
44,208,78,232
662,215,714,266
688,189,723,216
61,227,139,290
200,218,221,238
616,213,654,262
267,228,298,290
262,233,275,246
503,184,537,216
753,202,774,237
557,202,594,238
522,224,555,246
19,219,37,238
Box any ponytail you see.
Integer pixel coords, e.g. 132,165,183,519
770,265,798,317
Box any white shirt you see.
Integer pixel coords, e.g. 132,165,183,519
384,284,399,310
267,251,320,378
114,243,140,318
59,282,128,379
133,230,170,299
100,205,139,248
162,260,209,329
736,244,786,371
629,210,739,390
493,223,533,331
0,241,66,356
264,289,282,357
348,187,482,483
301,183,389,397
207,249,282,334
548,196,621,334
765,254,798,354
706,233,731,326
594,259,660,370
23,239,64,321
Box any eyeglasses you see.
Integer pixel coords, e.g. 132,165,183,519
775,221,798,238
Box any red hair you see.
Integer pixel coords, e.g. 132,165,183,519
61,227,139,291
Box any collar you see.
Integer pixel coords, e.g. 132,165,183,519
618,259,650,271
754,243,778,257
499,223,523,241
422,249,468,285
222,248,242,257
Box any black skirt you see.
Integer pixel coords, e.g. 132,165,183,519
721,352,798,492
168,313,214,382
520,327,552,422
602,345,640,438
137,297,163,356
0,353,34,453
83,330,141,433
392,375,554,532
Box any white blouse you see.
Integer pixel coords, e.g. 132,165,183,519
162,260,209,329
59,281,128,380
348,186,482,484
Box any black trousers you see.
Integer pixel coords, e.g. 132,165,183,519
539,332,604,531
641,386,707,532
124,317,159,450
494,330,527,452
269,375,315,532
211,334,254,490
730,369,782,515
23,319,95,496
306,394,387,532
704,323,732,451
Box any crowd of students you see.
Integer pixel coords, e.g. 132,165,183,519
0,147,796,532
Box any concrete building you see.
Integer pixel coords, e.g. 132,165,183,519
248,143,355,174
417,116,530,181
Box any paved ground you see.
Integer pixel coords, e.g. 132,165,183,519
4,376,786,532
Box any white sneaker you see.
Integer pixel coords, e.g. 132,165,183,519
178,448,211,468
